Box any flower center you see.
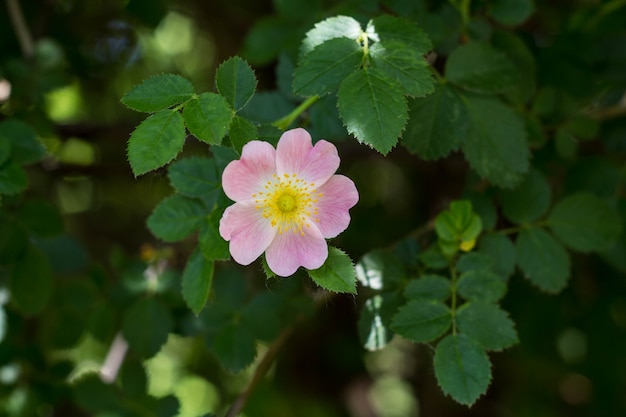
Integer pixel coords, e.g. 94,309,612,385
253,173,323,235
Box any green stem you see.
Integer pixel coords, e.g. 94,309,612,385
6,0,34,59
272,95,319,130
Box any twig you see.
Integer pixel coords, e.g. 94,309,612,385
224,325,295,417
5,0,34,59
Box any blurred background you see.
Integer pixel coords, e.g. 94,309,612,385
1,0,626,416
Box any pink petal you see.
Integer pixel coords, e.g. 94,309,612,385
314,175,359,238
222,141,276,202
275,128,340,186
219,202,276,265
265,223,328,277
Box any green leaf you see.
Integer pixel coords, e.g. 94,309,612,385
182,248,214,315
212,323,257,373
0,216,28,263
308,247,356,293
435,200,482,254
301,15,363,56
457,252,495,273
73,374,120,412
241,293,282,341
547,192,623,252
9,246,53,315
516,228,570,293
391,300,452,343
462,95,529,188
457,303,518,351
199,212,230,261
0,139,10,165
122,297,173,358
215,56,258,111
147,194,207,242
489,0,535,26
492,31,536,104
479,233,516,278
120,360,148,398
366,15,432,54
183,92,233,145
369,41,434,98
434,333,491,406
402,83,467,160
127,110,186,176
500,169,551,224
338,67,408,154
167,156,221,205
404,275,451,301
457,270,506,303
358,292,404,351
0,161,28,195
228,116,258,154
18,201,63,237
121,74,194,112
0,120,46,164
356,249,406,291
445,41,517,94
293,38,362,97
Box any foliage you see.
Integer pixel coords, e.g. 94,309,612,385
1,0,626,416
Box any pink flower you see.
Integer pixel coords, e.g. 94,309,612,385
219,128,359,277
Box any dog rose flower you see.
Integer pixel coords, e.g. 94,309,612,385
219,128,358,277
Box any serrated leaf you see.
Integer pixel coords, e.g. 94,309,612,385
404,275,451,301
212,323,257,373
228,116,258,154
122,297,173,358
434,333,491,406
366,15,432,54
338,67,408,154
147,194,207,242
0,161,28,195
182,248,214,315
358,292,404,351
492,31,536,104
122,74,195,112
547,192,623,252
168,156,221,205
308,247,356,293
301,15,363,56
9,246,53,315
293,37,362,97
0,120,46,164
391,300,452,343
183,93,233,145
402,83,467,160
215,56,258,111
457,303,518,351
516,228,570,293
199,212,230,261
479,233,516,278
127,111,186,176
356,249,406,291
457,252,495,273
445,41,517,94
462,95,529,188
457,270,506,303
369,41,434,98
500,169,551,224
489,0,535,26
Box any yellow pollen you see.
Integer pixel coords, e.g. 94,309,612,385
253,173,319,236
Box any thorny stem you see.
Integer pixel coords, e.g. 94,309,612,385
6,0,34,59
272,95,319,130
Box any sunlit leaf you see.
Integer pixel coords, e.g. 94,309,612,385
121,74,194,113
183,92,233,145
215,56,258,111
308,247,356,293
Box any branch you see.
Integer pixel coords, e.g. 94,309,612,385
5,0,34,59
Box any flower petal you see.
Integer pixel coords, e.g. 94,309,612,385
265,223,328,277
219,202,276,265
314,175,359,238
222,140,276,202
276,128,340,186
